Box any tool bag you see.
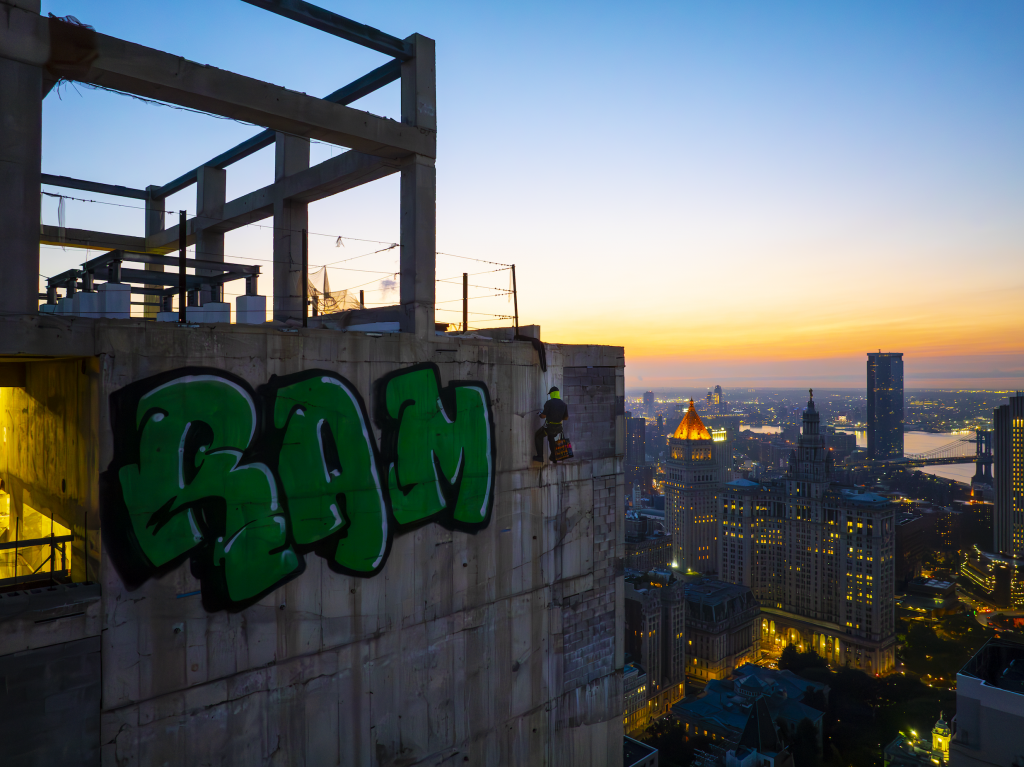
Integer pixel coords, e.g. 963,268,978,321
553,433,574,461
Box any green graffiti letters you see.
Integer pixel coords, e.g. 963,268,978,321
273,373,387,573
378,366,493,528
117,375,299,602
102,364,495,610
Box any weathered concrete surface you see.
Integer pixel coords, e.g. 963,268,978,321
0,634,102,767
0,319,624,766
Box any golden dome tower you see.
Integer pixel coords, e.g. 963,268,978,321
663,399,719,575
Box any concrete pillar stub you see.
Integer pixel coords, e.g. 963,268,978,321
401,34,437,133
195,165,226,304
0,54,42,317
273,132,309,322
143,185,166,318
400,33,437,338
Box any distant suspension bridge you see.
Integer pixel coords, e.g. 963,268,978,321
900,430,993,482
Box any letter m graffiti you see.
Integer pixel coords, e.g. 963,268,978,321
376,364,495,531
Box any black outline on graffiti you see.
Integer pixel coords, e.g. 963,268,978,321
101,363,495,612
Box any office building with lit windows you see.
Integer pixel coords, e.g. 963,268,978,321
663,400,721,574
960,546,1024,610
719,391,897,675
624,571,687,728
684,580,760,684
644,390,655,418
994,392,1024,557
623,662,649,735
867,352,904,460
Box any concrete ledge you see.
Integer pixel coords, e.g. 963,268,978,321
0,581,102,656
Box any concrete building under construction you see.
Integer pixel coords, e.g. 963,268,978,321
0,2,626,764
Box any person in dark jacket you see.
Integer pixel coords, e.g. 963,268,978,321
534,386,569,463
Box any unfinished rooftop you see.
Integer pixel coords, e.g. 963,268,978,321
0,2,626,765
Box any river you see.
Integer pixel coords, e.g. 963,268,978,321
836,429,985,485
742,425,782,434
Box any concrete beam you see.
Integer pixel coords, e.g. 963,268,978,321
239,0,412,60
0,17,42,317
40,173,148,200
279,147,400,204
0,7,434,159
39,144,398,257
142,150,399,252
152,59,402,198
39,225,147,253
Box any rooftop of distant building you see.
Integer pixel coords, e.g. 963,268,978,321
623,736,658,767
684,579,756,606
672,663,826,736
672,399,711,441
960,638,1024,694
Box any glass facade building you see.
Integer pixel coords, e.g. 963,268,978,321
867,352,904,460
994,393,1024,556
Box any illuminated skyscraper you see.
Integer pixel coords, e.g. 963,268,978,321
720,391,897,675
867,352,904,460
663,400,719,574
644,390,655,418
994,393,1024,556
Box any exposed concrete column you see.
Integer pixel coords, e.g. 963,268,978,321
195,165,226,303
400,33,436,337
0,0,42,317
143,185,166,317
273,132,309,322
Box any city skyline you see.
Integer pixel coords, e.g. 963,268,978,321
35,1,1024,390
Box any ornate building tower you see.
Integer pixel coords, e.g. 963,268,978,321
932,712,951,763
664,400,719,574
719,389,897,674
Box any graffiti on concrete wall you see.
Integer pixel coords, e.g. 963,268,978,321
101,364,494,610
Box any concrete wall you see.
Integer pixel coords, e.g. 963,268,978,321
41,321,627,766
0,582,103,767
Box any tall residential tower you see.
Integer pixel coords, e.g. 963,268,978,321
644,390,655,418
867,352,904,460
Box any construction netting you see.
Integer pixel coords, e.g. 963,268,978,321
308,266,361,315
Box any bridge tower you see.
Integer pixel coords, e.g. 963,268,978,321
972,429,993,485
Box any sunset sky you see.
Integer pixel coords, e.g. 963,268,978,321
38,1,1024,389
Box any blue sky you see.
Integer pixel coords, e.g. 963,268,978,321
39,0,1024,387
